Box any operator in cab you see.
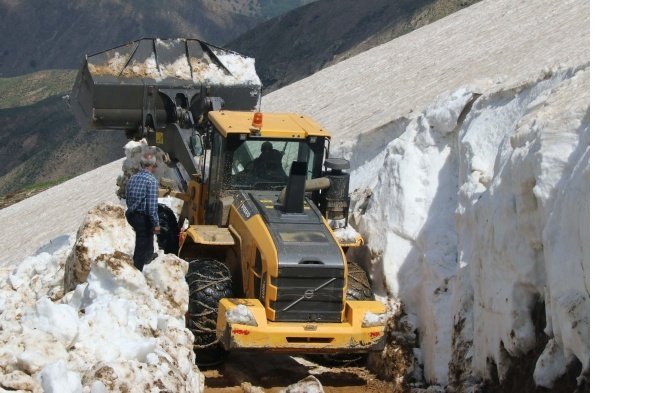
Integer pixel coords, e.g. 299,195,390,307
252,141,287,181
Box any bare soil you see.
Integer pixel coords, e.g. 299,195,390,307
202,352,404,393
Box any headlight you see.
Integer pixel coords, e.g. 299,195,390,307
225,304,258,327
362,311,386,327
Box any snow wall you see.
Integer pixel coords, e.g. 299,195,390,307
334,65,590,388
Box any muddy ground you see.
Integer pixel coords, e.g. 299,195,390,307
201,352,405,393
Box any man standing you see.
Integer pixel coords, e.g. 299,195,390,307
125,152,160,271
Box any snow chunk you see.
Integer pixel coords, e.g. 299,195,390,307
0,370,36,391
362,311,386,327
533,338,569,388
282,375,324,393
63,202,134,292
143,254,189,317
211,48,262,86
38,361,83,393
24,297,79,347
225,304,258,326
331,221,361,244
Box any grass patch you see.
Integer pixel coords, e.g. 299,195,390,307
21,176,72,192
0,69,77,109
0,176,72,209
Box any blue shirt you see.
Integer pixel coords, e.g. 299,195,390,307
126,169,160,228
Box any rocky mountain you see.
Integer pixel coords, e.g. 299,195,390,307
0,70,76,109
226,0,481,92
0,0,315,77
0,0,312,199
0,95,128,196
0,0,478,200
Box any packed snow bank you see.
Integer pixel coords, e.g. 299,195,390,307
344,66,589,388
0,202,203,392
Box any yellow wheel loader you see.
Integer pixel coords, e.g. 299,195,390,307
70,38,386,361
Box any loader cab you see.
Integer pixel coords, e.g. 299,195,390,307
205,111,330,224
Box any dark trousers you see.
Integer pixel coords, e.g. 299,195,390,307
125,211,154,271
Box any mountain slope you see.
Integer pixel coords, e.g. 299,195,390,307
0,95,127,195
0,69,76,109
262,0,588,140
226,0,480,92
258,0,317,19
0,0,315,195
0,0,311,77
0,0,481,198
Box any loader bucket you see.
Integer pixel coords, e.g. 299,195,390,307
70,38,262,134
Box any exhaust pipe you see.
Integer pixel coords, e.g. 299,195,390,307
278,176,331,207
320,158,351,223
278,158,351,224
281,161,309,213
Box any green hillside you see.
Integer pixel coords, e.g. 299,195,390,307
0,0,479,202
0,70,77,109
0,95,127,196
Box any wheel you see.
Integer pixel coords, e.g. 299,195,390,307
157,204,179,255
346,261,374,300
185,258,233,366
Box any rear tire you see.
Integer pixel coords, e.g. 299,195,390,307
185,258,233,366
157,204,179,254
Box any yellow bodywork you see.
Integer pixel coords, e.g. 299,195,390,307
216,298,385,353
183,225,235,245
182,177,207,225
209,110,331,138
179,204,387,354
174,110,387,355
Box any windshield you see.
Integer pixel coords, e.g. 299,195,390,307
230,139,315,190
207,134,325,223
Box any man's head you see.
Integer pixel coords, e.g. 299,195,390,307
140,152,157,172
261,141,273,153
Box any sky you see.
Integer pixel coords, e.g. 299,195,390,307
0,0,604,390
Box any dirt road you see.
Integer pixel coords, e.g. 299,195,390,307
202,352,403,393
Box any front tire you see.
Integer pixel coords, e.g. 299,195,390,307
346,261,374,301
185,258,233,366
